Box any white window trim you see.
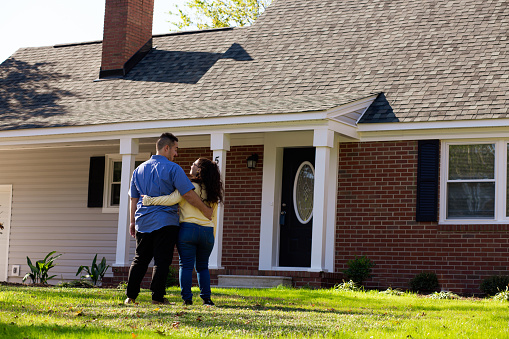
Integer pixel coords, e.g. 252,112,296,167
440,140,507,224
102,153,150,214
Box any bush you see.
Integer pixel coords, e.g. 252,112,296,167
480,275,509,296
166,266,179,287
409,272,439,294
343,256,375,286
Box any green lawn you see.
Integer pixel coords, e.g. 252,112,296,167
1,284,508,338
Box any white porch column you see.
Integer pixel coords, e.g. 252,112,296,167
209,133,230,269
325,134,339,272
310,128,334,271
115,137,139,266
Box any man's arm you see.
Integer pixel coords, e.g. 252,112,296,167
130,197,139,238
182,190,213,220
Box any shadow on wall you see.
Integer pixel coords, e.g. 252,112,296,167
126,43,253,84
0,59,74,129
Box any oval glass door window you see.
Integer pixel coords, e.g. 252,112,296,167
293,161,315,224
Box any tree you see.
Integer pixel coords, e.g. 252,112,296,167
169,0,273,30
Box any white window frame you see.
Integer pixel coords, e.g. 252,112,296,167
440,140,507,224
102,153,150,213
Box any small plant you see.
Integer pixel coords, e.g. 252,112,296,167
410,272,440,294
76,254,110,286
493,286,509,301
334,280,363,292
480,275,509,296
343,256,375,286
23,251,62,285
429,291,459,299
379,287,404,296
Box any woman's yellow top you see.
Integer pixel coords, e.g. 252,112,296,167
142,182,218,235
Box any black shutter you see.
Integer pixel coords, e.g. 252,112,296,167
416,140,439,222
87,156,105,207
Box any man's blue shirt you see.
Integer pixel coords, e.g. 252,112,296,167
129,155,194,233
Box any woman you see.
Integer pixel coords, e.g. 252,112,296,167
142,158,223,306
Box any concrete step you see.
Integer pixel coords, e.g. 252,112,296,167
217,275,292,288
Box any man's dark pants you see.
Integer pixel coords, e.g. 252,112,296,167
126,225,179,302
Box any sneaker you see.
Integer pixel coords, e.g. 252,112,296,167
124,297,136,305
151,298,170,305
182,300,193,306
202,299,215,306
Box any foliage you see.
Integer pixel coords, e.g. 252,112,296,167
343,255,375,286
169,0,272,30
409,272,440,293
333,280,363,292
76,254,110,286
58,279,95,288
429,291,460,300
480,275,509,296
379,287,404,296
493,286,509,301
22,251,62,285
2,285,509,338
166,265,179,287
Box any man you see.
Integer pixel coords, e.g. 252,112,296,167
125,132,212,305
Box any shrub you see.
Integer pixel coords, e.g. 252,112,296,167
409,272,439,294
76,254,110,286
480,275,509,296
166,265,179,287
23,251,62,285
58,279,94,288
343,256,375,286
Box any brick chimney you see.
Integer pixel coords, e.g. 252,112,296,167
99,0,154,78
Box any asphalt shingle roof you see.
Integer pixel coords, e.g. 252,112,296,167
1,0,508,131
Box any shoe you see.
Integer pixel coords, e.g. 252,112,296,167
152,298,169,305
182,300,193,306
124,297,136,305
202,299,215,306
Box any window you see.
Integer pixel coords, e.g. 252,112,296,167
441,141,507,223
103,154,148,211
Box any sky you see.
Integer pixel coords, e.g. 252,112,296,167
0,0,187,63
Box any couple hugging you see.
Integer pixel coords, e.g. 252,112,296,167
125,132,223,306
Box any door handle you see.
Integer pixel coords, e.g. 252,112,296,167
280,211,286,226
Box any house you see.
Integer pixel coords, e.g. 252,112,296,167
1,0,508,294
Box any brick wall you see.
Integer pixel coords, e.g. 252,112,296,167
337,141,509,295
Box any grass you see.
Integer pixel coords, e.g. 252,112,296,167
1,284,509,338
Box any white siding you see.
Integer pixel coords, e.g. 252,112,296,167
0,144,139,284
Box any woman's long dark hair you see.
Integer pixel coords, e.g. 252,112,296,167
191,158,223,204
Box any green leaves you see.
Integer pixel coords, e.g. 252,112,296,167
76,254,110,286
169,0,273,30
22,251,62,284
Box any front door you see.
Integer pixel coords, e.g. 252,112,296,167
279,148,315,267
0,185,12,282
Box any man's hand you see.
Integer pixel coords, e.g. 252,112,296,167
129,222,136,238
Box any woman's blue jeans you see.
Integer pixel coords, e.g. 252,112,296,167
177,222,215,302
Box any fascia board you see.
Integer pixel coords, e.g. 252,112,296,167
358,119,509,142
0,112,330,147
